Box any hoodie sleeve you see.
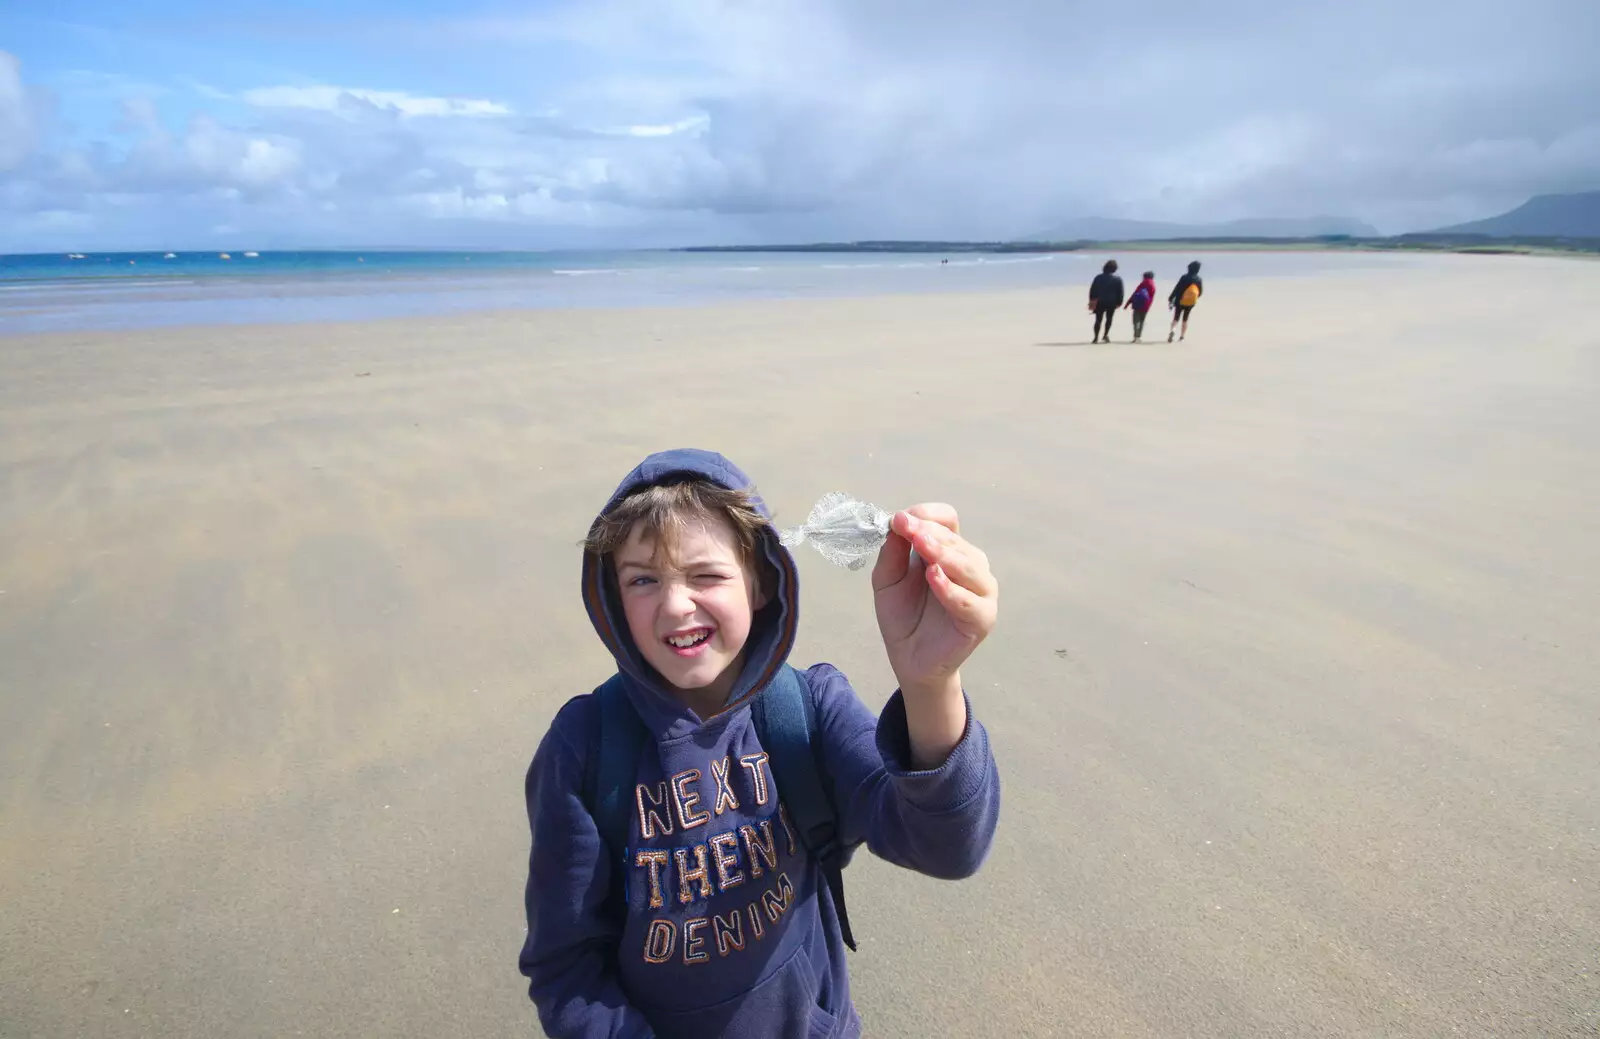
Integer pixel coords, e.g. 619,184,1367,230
518,699,655,1039
806,663,1000,879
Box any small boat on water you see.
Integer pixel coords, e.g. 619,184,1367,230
219,253,232,260
67,253,86,259
164,252,177,259
243,251,259,258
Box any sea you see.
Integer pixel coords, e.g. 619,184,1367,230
0,247,1420,334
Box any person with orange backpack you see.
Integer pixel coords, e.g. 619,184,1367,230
1167,260,1204,342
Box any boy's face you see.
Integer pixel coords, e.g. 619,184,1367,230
614,512,766,705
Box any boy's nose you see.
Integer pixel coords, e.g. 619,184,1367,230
661,579,696,615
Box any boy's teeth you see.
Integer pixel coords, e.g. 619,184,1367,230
668,631,708,648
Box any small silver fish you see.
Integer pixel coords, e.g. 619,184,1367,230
779,492,892,571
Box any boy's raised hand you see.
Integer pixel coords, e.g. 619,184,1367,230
872,504,999,694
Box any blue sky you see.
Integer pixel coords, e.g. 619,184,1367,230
4,0,1599,251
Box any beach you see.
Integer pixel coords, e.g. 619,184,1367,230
2,254,1598,1037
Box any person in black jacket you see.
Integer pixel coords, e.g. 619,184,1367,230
1087,260,1124,343
1167,260,1204,342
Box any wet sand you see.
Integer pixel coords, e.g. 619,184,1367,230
2,255,1598,1037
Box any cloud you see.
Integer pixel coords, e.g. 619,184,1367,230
240,85,512,119
4,0,1600,250
188,121,302,189
0,51,34,171
108,103,302,194
422,0,1600,237
620,116,708,139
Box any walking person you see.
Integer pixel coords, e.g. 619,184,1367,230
1167,260,1203,342
1124,270,1157,342
1088,260,1125,343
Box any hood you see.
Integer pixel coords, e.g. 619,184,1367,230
580,449,800,739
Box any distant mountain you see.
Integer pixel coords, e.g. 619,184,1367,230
1027,215,1380,242
1426,191,1600,238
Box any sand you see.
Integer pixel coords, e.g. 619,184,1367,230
2,254,1598,1038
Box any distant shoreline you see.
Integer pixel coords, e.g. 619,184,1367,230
679,234,1600,258
9,235,1599,266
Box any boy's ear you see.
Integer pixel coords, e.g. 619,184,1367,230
752,556,776,610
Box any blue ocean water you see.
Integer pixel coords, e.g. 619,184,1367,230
0,248,1420,334
2,249,656,283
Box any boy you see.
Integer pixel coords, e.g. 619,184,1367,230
519,449,1001,1039
1167,260,1203,342
1124,270,1157,343
1088,258,1125,343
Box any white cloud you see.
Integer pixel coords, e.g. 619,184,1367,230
241,85,512,119
12,208,94,233
0,51,34,171
236,138,302,187
4,1,1600,250
177,116,297,188
621,116,708,138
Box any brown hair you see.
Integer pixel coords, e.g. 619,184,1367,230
584,478,770,571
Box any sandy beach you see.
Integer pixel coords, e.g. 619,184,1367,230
2,254,1598,1037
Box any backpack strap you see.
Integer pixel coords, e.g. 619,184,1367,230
751,665,858,951
584,674,647,926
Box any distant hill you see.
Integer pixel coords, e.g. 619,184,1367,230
1427,191,1600,238
1027,215,1379,242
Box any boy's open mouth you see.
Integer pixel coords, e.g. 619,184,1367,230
664,627,714,656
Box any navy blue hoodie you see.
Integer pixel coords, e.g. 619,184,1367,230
519,450,1001,1039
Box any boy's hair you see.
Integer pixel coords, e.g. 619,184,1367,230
1143,270,1155,279
1103,259,1118,273
585,477,770,571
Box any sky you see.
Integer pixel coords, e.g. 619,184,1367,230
3,0,1599,252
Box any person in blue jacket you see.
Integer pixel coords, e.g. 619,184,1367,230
519,449,1001,1038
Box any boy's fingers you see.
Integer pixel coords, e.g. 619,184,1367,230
901,503,960,535
871,527,912,591
901,513,958,550
927,564,996,631
914,530,994,597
